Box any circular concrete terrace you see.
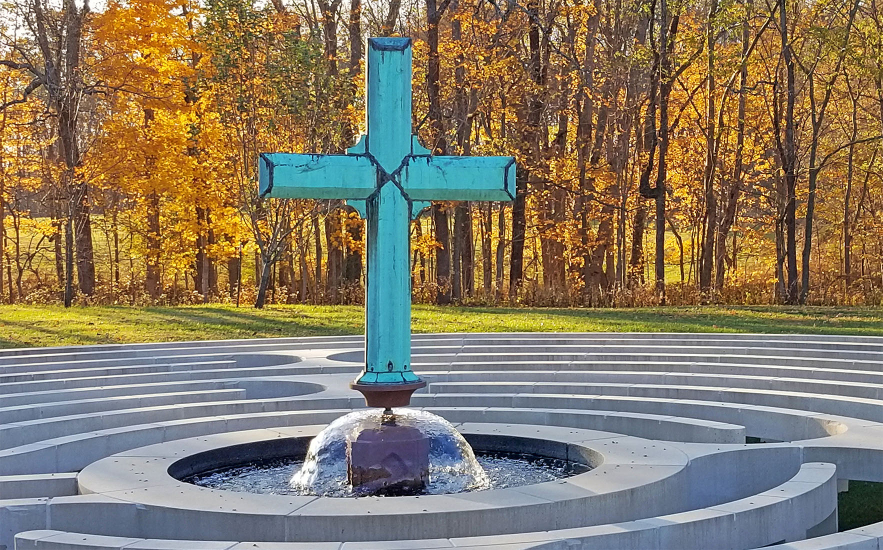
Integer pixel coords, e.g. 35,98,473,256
1,332,883,549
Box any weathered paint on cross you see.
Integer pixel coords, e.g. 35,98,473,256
259,37,515,406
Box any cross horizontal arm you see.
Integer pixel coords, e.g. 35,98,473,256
401,156,516,201
260,153,377,200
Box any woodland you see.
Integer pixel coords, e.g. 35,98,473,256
1,0,882,308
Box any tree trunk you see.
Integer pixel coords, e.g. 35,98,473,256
482,203,493,295
613,13,646,292
228,256,241,299
576,5,599,300
779,0,799,304
53,213,64,293
195,206,211,302
654,9,678,304
511,0,543,301
509,166,528,301
637,2,662,298
349,0,362,80
208,222,218,296
255,255,272,308
452,13,475,300
454,204,474,298
775,189,786,302
382,0,401,34
668,216,685,282
4,251,12,304
325,206,344,301
57,0,94,298
318,0,341,76
843,102,856,292
306,212,320,300
452,209,462,301
111,207,120,290
654,177,666,304
433,205,451,303
699,0,719,300
587,80,614,301
73,183,95,296
715,16,749,292
3,0,93,300
541,74,568,293
64,209,74,307
344,212,363,286
146,192,162,300
297,222,310,301
427,0,452,304
414,218,427,289
495,204,506,302
343,0,364,292
284,242,296,304
0,160,4,303
629,204,646,288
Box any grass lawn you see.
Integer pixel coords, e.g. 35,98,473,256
0,304,881,349
840,482,883,531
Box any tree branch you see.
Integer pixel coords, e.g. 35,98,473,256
0,59,36,73
818,135,883,172
0,78,43,112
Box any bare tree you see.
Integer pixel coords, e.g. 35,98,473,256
246,190,308,308
1,0,98,306
798,0,861,304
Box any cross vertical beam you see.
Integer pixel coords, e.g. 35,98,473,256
351,38,424,406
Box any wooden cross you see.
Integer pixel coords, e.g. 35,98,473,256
259,37,515,408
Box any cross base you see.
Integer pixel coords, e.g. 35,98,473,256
350,379,427,409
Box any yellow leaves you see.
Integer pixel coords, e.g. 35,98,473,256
90,0,196,111
341,211,364,255
412,231,443,257
21,217,60,240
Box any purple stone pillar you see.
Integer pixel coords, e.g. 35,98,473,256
347,423,430,495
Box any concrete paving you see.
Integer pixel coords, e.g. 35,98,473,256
1,333,882,549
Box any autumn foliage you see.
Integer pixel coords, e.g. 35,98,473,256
1,0,882,307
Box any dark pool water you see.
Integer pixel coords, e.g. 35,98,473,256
186,452,589,496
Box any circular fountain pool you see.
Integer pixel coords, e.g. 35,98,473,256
185,450,589,496
177,409,591,497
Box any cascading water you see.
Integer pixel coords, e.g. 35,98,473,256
291,408,490,496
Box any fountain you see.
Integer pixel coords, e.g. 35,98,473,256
290,408,489,496
259,36,516,496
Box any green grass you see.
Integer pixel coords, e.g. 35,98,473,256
840,481,883,531
0,305,881,349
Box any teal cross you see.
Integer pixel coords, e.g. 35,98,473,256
259,37,515,408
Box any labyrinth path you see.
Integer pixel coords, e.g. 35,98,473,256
2,332,883,549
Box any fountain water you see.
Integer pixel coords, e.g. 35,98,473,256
291,408,489,496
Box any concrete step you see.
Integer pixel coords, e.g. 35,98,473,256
427,371,883,400
0,380,238,408
429,381,883,422
0,388,247,424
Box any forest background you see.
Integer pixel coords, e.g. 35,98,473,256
1,0,882,309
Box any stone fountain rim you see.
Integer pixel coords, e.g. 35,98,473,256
76,421,694,520
78,423,618,500
76,418,803,543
